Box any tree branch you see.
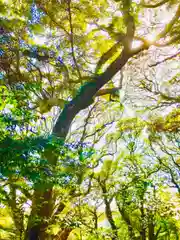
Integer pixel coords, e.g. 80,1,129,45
37,5,70,36
134,4,180,48
156,4,180,41
96,87,121,96
53,40,144,138
149,50,180,66
99,181,118,239
95,42,122,73
140,0,169,8
67,0,82,80
94,0,135,72
155,226,162,239
152,34,180,47
122,0,136,51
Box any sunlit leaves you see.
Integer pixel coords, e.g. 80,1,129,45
148,108,180,133
0,0,179,239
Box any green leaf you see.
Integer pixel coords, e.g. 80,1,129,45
30,24,44,34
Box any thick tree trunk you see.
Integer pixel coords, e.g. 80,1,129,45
25,188,54,240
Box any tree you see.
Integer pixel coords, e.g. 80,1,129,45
0,0,180,239
76,126,180,240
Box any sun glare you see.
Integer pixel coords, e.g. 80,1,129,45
132,40,142,49
33,35,46,45
146,33,157,43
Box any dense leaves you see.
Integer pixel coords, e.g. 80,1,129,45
0,0,179,239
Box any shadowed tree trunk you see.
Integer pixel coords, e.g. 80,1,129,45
100,181,118,240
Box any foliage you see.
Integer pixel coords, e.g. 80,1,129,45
0,0,179,239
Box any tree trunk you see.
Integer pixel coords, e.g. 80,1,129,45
138,191,147,240
148,214,155,240
100,183,118,240
120,209,135,240
140,203,146,240
25,187,54,240
8,185,24,240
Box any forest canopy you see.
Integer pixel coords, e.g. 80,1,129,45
0,0,179,239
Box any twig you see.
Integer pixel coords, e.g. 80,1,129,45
36,4,70,36
80,103,97,144
149,50,180,67
67,0,82,80
95,87,121,97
